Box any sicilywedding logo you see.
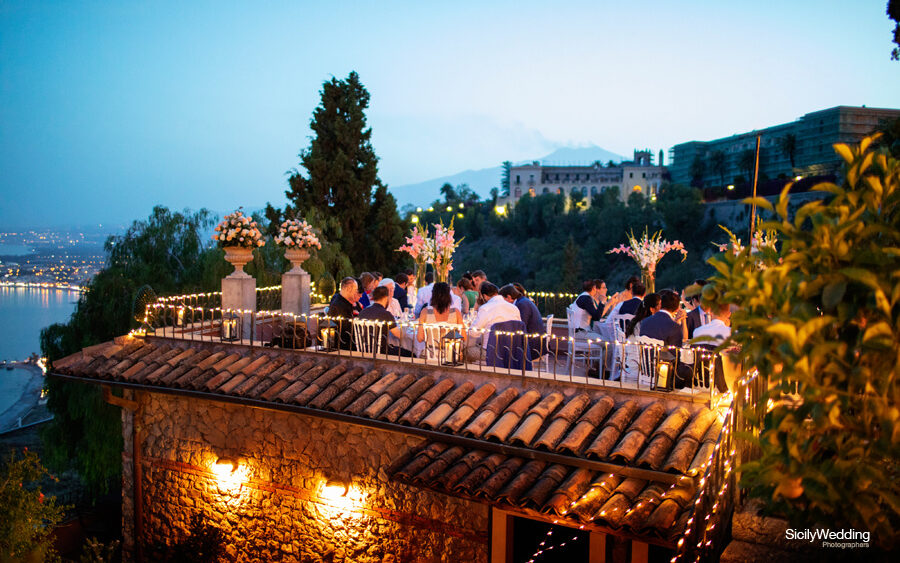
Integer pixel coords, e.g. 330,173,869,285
785,528,870,548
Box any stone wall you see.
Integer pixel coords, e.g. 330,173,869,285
127,391,489,562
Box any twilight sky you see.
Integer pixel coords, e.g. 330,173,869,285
1,0,898,228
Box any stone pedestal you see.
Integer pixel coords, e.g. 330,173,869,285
282,271,311,317
222,271,256,340
282,248,311,317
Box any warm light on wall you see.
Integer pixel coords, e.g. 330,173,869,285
318,478,365,512
209,457,248,494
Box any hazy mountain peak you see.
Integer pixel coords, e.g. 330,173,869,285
391,145,626,206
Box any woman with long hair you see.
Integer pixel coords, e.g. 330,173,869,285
417,282,465,342
625,293,661,338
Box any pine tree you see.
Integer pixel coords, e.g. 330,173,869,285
285,71,404,273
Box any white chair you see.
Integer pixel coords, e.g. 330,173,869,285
419,322,456,362
607,313,634,335
352,319,384,356
565,306,605,373
635,335,665,389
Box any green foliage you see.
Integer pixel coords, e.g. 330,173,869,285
77,538,120,563
41,206,221,495
284,71,405,275
708,136,900,548
889,0,900,60
0,450,66,563
414,181,716,292
146,512,224,563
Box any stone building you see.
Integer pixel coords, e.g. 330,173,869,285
52,334,727,562
498,150,668,210
668,105,900,188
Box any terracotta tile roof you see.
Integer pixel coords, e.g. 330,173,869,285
53,337,723,544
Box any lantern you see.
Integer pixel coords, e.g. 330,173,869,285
319,318,338,352
175,305,186,326
440,328,464,366
221,311,240,342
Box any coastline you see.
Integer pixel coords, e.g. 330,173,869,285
0,363,46,433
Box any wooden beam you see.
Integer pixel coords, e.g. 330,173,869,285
631,540,649,563
491,507,512,563
102,385,138,411
589,531,607,563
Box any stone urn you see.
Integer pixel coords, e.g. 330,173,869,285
284,248,311,275
223,246,254,277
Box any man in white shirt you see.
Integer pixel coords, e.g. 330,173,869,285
378,278,403,319
414,272,462,316
466,282,521,359
691,303,732,345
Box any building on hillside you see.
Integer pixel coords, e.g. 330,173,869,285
668,105,900,188
496,150,668,211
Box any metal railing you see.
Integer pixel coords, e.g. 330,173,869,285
142,301,726,399
672,369,763,562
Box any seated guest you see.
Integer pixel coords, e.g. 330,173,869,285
450,279,471,315
357,272,376,308
327,277,359,350
608,276,640,316
458,277,478,310
378,278,403,318
417,282,465,342
617,281,646,316
639,290,691,388
683,280,710,340
358,286,411,356
506,283,545,336
571,279,607,335
352,277,365,315
624,293,661,338
471,270,487,292
691,286,732,346
414,272,462,316
467,282,520,359
393,272,410,311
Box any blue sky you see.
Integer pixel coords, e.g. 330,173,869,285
1,1,898,228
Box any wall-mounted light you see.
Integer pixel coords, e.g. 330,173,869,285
410,214,419,224
322,479,350,500
727,184,735,191
212,457,237,478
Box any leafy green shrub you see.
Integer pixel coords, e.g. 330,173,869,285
0,450,66,562
708,135,900,548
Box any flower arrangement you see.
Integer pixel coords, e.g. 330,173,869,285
213,208,264,248
715,226,777,256
398,224,429,288
608,228,686,292
275,218,321,249
429,219,462,283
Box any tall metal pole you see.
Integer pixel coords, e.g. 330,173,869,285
749,134,761,239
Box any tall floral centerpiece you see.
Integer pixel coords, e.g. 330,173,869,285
429,220,462,283
607,228,687,293
213,208,264,276
275,218,321,274
715,226,777,269
398,224,429,289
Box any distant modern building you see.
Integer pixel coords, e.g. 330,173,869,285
668,105,900,188
497,149,667,210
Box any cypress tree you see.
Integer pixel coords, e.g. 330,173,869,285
286,71,404,273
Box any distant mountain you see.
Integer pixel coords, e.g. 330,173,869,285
389,145,626,206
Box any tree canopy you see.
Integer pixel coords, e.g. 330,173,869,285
284,71,405,276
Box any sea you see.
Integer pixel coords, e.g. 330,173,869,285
0,285,79,362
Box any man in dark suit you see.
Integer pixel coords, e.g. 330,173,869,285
638,290,691,388
683,280,709,339
393,272,410,311
639,290,684,347
617,281,646,316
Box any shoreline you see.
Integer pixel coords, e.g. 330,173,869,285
0,363,46,433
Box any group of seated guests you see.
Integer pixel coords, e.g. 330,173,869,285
570,275,733,390
327,269,547,360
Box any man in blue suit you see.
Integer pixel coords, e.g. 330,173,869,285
638,290,691,388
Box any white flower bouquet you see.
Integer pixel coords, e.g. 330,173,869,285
212,208,264,248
